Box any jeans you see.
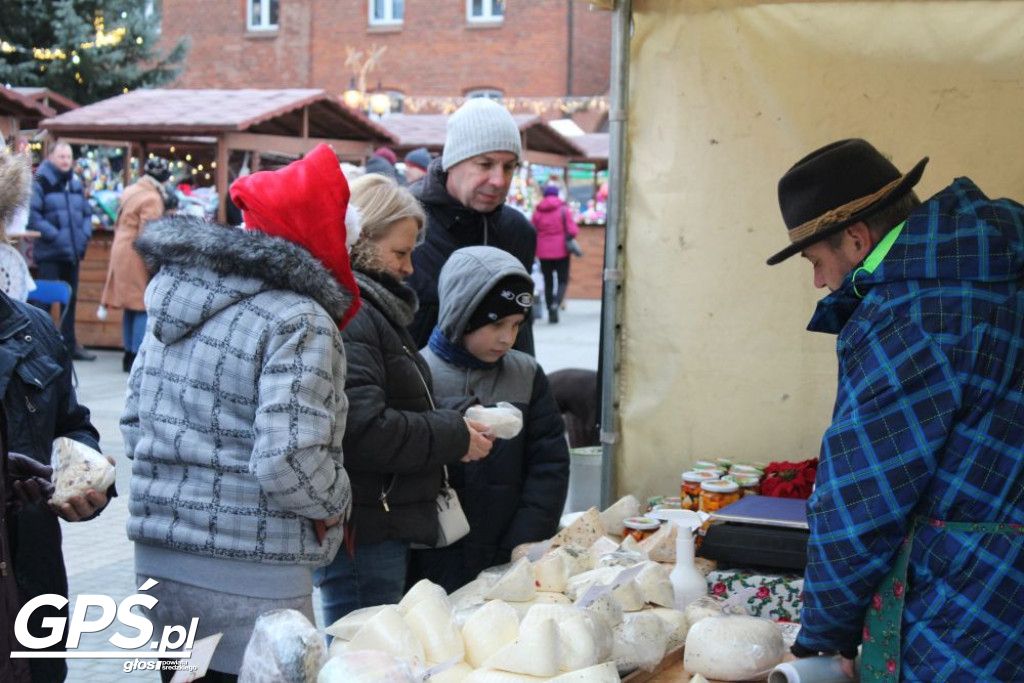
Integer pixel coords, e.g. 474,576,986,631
314,539,410,626
34,259,81,351
540,257,570,309
122,309,147,352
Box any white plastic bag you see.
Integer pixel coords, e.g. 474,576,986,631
238,609,326,682
50,437,115,507
465,402,523,439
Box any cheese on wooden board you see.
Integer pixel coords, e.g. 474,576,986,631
549,662,621,682
683,615,786,681
611,610,669,674
481,616,560,677
637,523,678,563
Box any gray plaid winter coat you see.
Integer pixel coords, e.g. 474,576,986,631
123,217,353,567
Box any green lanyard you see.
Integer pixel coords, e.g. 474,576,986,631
860,518,1024,681
850,221,905,299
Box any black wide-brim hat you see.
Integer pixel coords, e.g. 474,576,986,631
767,138,929,265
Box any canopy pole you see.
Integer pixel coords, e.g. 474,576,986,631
599,0,631,507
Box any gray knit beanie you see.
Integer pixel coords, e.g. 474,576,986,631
442,99,522,171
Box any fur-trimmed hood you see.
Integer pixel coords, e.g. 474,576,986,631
135,215,358,343
0,148,31,232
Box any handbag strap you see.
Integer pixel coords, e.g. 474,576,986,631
561,206,569,236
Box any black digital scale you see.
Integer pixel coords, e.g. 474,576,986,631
698,496,810,572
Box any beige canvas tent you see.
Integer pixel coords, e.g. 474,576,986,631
599,0,1024,503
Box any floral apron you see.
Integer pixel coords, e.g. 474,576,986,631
860,518,1024,681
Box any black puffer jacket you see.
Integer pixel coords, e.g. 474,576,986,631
2,406,32,683
341,270,470,546
0,292,101,682
407,160,536,354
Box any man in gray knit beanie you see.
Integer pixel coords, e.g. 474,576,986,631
406,98,537,355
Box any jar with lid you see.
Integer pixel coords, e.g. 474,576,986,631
729,464,764,478
692,460,721,471
732,474,761,497
622,516,661,542
680,470,719,510
700,479,741,513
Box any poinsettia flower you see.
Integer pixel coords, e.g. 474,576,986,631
713,582,726,596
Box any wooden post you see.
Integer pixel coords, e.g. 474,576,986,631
216,135,229,223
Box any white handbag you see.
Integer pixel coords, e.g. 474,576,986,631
413,466,470,549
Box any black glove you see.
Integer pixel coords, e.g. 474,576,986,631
6,452,54,507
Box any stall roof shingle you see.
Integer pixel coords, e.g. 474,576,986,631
0,86,56,121
40,88,395,143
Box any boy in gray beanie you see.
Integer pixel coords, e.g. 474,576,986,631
407,99,537,355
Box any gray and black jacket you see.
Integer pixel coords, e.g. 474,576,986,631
411,247,568,592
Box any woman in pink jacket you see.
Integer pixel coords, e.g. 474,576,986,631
530,185,579,323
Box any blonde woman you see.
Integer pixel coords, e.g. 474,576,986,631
315,174,493,624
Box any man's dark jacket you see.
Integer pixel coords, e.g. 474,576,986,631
0,292,100,682
408,160,536,354
29,160,92,263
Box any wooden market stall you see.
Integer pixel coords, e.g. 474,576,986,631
39,88,396,348
0,85,55,142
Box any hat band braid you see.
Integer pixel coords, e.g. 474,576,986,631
788,175,905,244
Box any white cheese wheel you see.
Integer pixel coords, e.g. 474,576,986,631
316,650,417,683
398,578,450,615
519,603,578,630
598,494,641,536
403,592,465,664
347,606,425,667
554,508,606,548
647,606,688,650
486,558,537,603
549,662,621,682
683,615,786,681
481,616,560,677
461,599,520,668
682,595,749,633
557,613,600,671
611,611,669,674
531,550,570,592
325,604,389,640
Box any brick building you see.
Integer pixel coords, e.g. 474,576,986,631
159,0,611,118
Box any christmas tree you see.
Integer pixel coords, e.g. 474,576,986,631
0,0,189,105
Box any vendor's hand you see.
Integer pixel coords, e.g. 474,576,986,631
462,419,494,462
51,488,108,522
7,452,54,507
840,656,857,680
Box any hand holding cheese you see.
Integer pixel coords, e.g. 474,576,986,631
465,402,524,439
49,437,115,519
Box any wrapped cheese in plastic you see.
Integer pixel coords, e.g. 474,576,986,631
347,605,425,667
598,494,641,537
505,592,572,619
485,558,536,602
553,508,605,549
683,614,786,681
398,578,450,615
462,599,521,668
556,613,601,671
577,591,623,630
463,670,550,683
611,610,669,674
317,650,417,683
481,616,560,677
403,592,465,664
634,562,675,608
531,550,570,592
519,603,578,630
237,609,326,683
647,606,688,650
567,567,645,610
587,536,620,568
49,437,115,507
549,662,621,682
682,595,749,633
325,604,389,640
428,661,474,683
595,549,647,570
465,402,523,439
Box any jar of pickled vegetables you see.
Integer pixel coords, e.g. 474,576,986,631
692,460,721,471
732,475,761,497
730,464,764,477
700,480,741,513
681,470,719,510
622,516,661,542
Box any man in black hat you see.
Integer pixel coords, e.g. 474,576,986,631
769,139,1024,681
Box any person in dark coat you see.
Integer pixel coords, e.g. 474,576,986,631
28,141,96,361
407,99,537,355
2,139,108,683
314,174,493,625
409,246,569,593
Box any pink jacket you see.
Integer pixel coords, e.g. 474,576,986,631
531,196,580,260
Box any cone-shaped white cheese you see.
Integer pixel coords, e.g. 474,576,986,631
481,616,559,677
485,558,537,602
404,592,465,664
461,599,520,668
557,613,600,671
531,551,570,592
554,508,605,548
325,604,390,640
398,578,451,615
549,662,621,682
598,495,641,537
347,605,425,666
635,562,675,608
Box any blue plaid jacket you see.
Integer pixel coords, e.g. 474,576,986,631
797,178,1024,681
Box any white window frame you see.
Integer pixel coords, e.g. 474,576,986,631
467,0,504,23
247,0,279,32
369,0,404,27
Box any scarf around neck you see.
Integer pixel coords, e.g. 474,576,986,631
353,269,418,328
428,326,500,370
